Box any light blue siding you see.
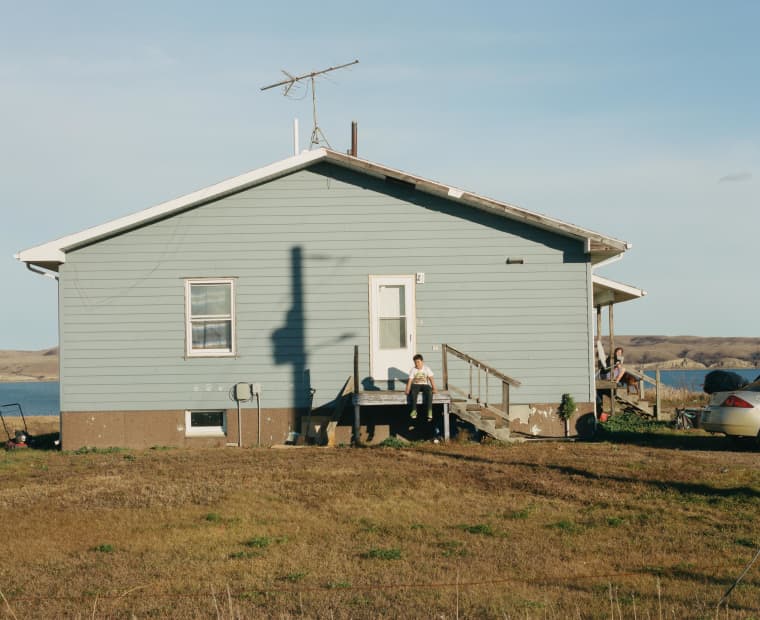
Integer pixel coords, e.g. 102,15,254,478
59,163,593,411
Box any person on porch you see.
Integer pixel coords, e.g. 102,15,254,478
406,354,437,421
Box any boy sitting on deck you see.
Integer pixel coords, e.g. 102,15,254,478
406,354,437,421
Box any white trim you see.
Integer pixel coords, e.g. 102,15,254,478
184,278,236,357
16,148,629,268
592,275,647,300
16,149,327,265
368,275,416,381
185,410,227,437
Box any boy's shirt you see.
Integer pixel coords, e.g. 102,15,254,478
409,365,434,385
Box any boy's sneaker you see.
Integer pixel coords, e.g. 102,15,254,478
427,411,433,421
409,410,417,420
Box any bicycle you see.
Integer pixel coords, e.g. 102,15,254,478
673,407,700,430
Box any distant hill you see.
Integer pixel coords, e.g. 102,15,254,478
0,337,758,382
0,347,59,382
613,336,760,370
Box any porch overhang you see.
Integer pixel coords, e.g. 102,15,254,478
592,274,646,308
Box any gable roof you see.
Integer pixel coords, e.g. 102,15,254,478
16,148,630,271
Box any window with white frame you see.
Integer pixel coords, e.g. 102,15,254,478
185,410,226,437
185,279,236,357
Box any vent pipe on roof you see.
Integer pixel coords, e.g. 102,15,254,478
350,121,358,157
293,118,299,156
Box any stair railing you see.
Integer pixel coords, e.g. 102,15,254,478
441,344,521,417
622,367,662,419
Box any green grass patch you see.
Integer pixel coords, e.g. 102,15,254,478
229,551,261,559
91,544,114,553
456,523,494,536
280,571,307,582
437,540,468,557
243,536,271,549
735,537,756,548
361,547,401,560
72,446,124,455
357,518,390,534
548,519,583,533
503,507,532,520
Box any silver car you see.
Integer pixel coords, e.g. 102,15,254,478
702,379,760,444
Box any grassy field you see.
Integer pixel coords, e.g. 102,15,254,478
1,418,759,619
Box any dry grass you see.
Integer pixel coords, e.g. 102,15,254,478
1,419,759,619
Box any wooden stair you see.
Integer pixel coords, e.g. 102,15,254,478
449,397,511,441
613,392,654,417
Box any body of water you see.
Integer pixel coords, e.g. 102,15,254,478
0,381,60,416
643,368,760,392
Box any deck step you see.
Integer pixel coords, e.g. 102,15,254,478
450,399,511,441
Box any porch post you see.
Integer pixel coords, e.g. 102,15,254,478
353,403,360,445
609,304,616,417
443,402,450,441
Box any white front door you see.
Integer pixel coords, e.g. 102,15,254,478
369,275,416,386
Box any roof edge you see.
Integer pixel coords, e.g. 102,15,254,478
16,148,329,266
17,147,630,267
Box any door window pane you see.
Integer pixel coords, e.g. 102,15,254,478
378,285,405,317
380,317,406,349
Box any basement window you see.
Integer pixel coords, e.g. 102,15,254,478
185,410,226,437
185,278,236,357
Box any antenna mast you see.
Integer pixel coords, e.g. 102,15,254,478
261,59,359,150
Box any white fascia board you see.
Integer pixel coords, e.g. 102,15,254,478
592,274,647,299
16,149,328,266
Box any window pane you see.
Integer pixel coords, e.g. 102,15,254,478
378,285,405,318
191,411,224,428
192,320,232,350
380,317,406,349
191,284,231,316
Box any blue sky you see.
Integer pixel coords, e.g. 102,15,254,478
2,1,758,349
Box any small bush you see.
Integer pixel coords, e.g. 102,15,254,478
379,437,408,449
599,412,667,433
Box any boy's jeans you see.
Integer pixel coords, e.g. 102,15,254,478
408,384,432,417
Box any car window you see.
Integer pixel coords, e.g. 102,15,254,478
745,379,760,392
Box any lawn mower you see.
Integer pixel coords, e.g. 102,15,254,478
2,402,33,449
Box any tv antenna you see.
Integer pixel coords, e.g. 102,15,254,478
261,59,359,149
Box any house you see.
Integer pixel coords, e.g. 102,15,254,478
16,148,642,449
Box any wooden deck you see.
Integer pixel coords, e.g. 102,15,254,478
353,390,451,406
352,390,452,441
